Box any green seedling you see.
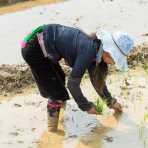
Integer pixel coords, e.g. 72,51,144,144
138,121,145,140
139,96,144,102
144,112,148,122
138,120,148,148
143,64,148,75
95,98,106,114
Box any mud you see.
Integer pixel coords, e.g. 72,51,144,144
0,64,34,96
36,66,148,148
0,66,148,148
0,59,70,97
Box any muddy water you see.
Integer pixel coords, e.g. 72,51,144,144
76,114,121,148
0,66,147,148
37,108,121,148
37,67,148,148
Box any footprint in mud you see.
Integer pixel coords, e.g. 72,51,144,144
14,103,22,107
104,136,114,143
10,128,24,136
17,140,24,144
24,101,43,107
31,128,36,132
10,131,19,136
16,128,24,133
3,142,13,144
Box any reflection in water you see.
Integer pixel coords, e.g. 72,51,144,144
37,111,122,148
77,113,122,148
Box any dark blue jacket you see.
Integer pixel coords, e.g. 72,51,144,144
43,24,115,111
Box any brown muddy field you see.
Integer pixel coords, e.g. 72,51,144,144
0,0,63,15
36,66,148,148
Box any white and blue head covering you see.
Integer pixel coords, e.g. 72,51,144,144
96,29,134,71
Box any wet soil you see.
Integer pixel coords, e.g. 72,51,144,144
36,66,148,148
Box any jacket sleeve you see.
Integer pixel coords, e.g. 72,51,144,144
67,54,95,111
88,62,117,108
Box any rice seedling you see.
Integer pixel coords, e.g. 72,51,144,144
138,116,148,148
138,121,145,141
144,111,148,122
139,96,144,102
143,63,148,75
95,98,106,114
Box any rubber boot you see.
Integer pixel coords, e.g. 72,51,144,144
47,101,62,132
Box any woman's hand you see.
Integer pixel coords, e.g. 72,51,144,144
87,106,99,115
111,102,123,113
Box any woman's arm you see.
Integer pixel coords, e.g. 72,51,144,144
67,54,95,111
88,61,117,108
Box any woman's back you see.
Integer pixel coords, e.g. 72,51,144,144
43,24,96,67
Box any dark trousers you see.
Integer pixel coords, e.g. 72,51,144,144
21,35,70,102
